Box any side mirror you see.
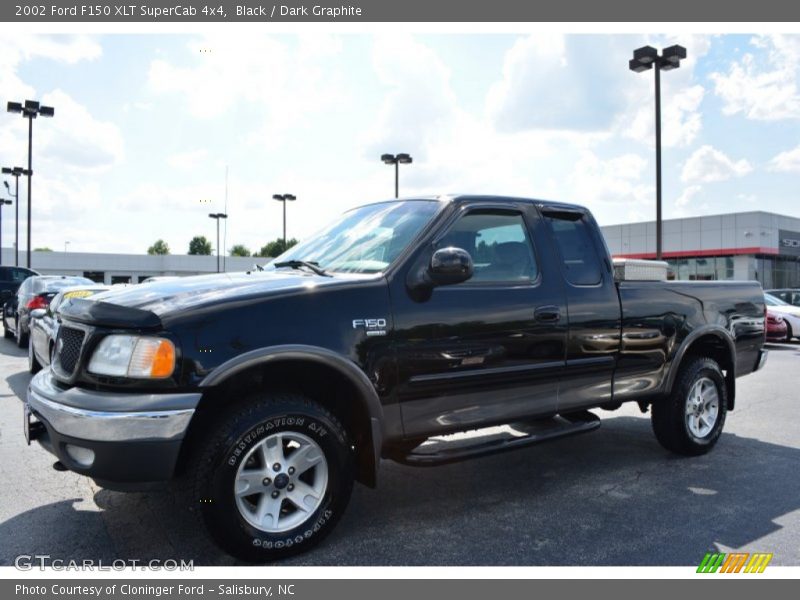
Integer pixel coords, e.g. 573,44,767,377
30,308,46,320
429,247,474,286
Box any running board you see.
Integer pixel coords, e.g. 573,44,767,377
393,411,600,467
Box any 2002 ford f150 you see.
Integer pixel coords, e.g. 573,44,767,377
24,195,767,561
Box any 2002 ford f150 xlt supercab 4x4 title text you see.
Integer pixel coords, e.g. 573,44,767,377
24,195,767,561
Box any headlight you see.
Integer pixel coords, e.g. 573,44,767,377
88,335,176,379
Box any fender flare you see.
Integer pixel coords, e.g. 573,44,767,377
664,325,737,407
199,344,383,483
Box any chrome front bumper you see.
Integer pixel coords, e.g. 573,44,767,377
26,369,200,443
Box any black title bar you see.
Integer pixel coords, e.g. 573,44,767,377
4,0,800,22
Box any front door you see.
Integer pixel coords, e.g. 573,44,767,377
391,202,568,438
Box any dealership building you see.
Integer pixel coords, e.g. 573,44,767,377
0,248,261,284
601,211,800,289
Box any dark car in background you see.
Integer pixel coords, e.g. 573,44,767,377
3,275,93,347
28,285,111,373
0,266,38,306
766,288,800,308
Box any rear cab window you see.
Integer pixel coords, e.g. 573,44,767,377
545,213,603,286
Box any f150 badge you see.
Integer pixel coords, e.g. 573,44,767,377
352,318,387,336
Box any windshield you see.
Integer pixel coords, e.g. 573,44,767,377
765,293,788,307
266,200,442,274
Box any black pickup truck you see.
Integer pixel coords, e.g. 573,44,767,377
25,195,767,561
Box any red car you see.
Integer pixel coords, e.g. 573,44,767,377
767,309,788,343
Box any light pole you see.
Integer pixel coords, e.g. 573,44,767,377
380,153,413,198
64,241,70,253
3,166,31,267
0,199,11,265
272,194,296,249
208,212,228,273
629,45,686,261
6,100,55,269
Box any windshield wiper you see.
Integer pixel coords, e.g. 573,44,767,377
273,260,331,277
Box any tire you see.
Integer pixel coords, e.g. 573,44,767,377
2,314,11,339
786,322,793,342
15,320,27,348
190,393,354,562
651,356,727,456
28,337,42,374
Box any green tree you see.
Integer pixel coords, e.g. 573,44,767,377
188,235,212,255
34,247,53,252
256,238,298,258
147,239,170,255
229,244,251,257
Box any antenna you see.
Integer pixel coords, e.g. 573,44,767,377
223,165,228,272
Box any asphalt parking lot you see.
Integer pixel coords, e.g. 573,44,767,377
1,334,799,567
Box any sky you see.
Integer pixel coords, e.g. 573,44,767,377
0,32,799,256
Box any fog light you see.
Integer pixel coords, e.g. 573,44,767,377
65,444,95,467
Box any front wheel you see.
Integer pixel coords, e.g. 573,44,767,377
191,393,354,562
652,357,727,456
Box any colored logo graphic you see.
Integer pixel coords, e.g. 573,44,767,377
697,552,773,573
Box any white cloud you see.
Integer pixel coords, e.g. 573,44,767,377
361,34,459,160
487,34,626,132
488,34,709,149
768,144,800,173
147,33,345,152
0,35,101,103
710,34,800,121
623,84,705,148
675,184,702,208
681,145,752,184
36,89,125,171
567,151,653,212
167,149,209,170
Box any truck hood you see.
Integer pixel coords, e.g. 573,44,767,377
60,270,362,328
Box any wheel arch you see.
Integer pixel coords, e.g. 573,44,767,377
665,326,737,410
189,345,383,487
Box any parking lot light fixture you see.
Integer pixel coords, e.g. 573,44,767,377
629,45,686,261
2,166,30,266
0,199,12,266
208,212,228,273
7,99,55,269
381,153,413,198
272,194,296,248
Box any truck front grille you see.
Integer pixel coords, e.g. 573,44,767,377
56,327,85,375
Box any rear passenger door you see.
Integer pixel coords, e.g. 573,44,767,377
540,208,621,413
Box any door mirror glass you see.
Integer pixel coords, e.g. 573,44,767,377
429,247,474,286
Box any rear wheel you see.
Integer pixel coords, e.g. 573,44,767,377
15,320,27,348
190,393,354,562
28,338,42,374
652,357,727,456
786,322,794,341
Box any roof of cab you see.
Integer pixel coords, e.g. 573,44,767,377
431,194,589,214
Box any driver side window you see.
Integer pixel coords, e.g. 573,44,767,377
435,210,539,283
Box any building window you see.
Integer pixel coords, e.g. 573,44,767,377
83,271,105,283
111,275,131,285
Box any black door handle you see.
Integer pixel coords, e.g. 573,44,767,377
534,305,561,323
